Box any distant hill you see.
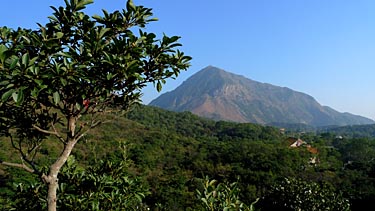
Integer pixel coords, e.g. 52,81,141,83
318,124,375,138
149,66,374,127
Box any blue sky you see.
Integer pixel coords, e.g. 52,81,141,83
1,0,375,119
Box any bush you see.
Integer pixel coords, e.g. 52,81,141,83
196,176,258,211
259,177,350,211
7,143,150,211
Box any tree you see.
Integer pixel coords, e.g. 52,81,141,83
0,0,191,210
7,142,150,211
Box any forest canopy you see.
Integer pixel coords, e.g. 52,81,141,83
1,105,374,210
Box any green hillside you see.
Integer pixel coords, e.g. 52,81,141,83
319,124,375,138
1,105,375,210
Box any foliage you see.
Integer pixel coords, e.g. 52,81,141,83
0,0,190,169
1,105,375,210
6,143,149,211
320,124,375,138
259,177,350,211
0,0,190,209
196,176,258,211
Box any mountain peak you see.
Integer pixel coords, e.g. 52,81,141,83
150,66,374,126
200,65,225,73
191,65,231,81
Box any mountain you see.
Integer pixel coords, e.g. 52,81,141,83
149,66,374,127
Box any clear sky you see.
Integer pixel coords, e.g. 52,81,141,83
1,0,375,120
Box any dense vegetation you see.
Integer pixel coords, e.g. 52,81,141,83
269,121,375,138
1,105,375,210
320,124,375,138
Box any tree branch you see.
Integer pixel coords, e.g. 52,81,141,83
32,125,58,136
33,124,66,144
51,123,66,144
0,160,35,173
9,135,20,151
2,139,42,175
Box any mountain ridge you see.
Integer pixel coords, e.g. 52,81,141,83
150,66,374,126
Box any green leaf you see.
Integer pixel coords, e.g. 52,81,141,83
12,90,24,104
92,14,103,21
34,79,43,87
169,36,180,43
11,92,18,102
201,198,208,205
149,17,159,22
99,28,111,39
76,102,82,110
156,81,162,92
106,73,113,80
22,53,30,66
53,91,60,105
6,83,14,89
133,72,143,80
126,0,136,11
75,0,94,11
168,43,182,49
0,80,9,86
1,89,15,101
209,179,217,186
135,193,143,202
0,44,8,64
21,36,31,44
57,52,72,58
31,88,39,97
9,57,19,70
60,78,67,86
55,32,64,39
48,15,59,22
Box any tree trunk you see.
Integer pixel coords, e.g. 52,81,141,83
45,116,78,211
47,176,59,211
45,139,77,211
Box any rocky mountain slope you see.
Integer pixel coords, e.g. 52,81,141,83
150,66,374,126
